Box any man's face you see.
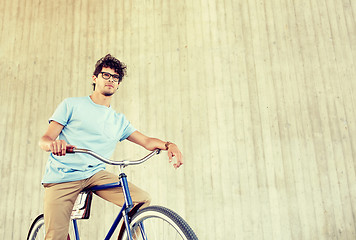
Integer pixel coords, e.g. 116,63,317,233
92,67,120,96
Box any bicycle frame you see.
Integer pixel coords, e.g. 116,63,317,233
65,148,161,240
71,169,136,240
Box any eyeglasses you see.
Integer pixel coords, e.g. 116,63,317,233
100,72,120,82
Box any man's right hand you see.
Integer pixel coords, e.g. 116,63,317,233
39,121,76,156
49,140,75,156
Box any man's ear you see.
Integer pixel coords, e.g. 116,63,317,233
92,75,97,84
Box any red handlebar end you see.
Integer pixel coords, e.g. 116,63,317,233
66,146,76,153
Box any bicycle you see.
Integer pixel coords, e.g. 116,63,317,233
27,148,198,240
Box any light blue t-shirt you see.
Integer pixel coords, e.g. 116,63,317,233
42,96,136,183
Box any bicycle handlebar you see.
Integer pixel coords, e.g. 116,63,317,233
67,147,161,167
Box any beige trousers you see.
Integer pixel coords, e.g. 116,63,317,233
43,170,151,240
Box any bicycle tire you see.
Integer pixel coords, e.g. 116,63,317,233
27,214,72,240
27,214,45,240
119,205,198,240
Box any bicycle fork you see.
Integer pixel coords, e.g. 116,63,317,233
138,222,148,240
120,169,135,240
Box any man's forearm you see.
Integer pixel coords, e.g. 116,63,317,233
144,138,168,151
39,136,54,152
127,131,171,150
39,121,65,153
126,131,183,168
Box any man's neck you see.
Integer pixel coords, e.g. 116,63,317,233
90,91,112,107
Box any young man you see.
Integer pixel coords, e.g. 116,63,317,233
39,54,183,239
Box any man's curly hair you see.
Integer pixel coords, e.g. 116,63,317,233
92,54,127,90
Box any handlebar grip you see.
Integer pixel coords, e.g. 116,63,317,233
66,146,76,153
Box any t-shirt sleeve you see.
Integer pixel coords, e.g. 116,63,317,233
49,99,72,126
119,115,136,142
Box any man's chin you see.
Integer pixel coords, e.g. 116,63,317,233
103,91,114,97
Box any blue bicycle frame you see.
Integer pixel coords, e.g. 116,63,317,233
65,148,161,240
71,172,137,240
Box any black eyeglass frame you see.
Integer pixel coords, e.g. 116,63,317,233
99,72,121,82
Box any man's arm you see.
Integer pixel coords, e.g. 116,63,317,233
127,131,183,168
39,121,74,156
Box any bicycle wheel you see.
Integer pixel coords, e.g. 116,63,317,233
119,206,198,240
27,214,45,240
27,214,72,240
